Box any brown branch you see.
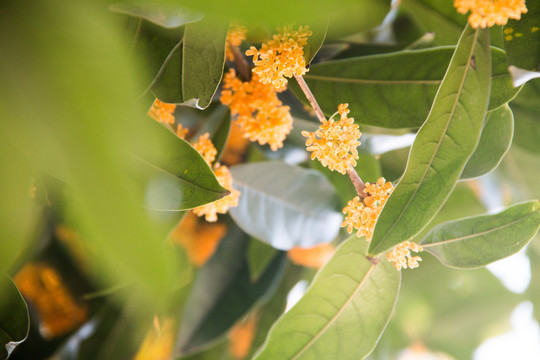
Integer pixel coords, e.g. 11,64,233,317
232,46,251,82
346,165,366,198
294,74,327,123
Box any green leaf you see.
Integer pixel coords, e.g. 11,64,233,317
210,108,231,163
0,277,29,360
290,46,516,129
229,161,343,250
176,225,286,355
511,79,540,153
129,120,229,212
109,3,203,28
421,201,540,268
400,0,465,45
182,17,228,109
151,16,228,108
253,236,400,360
460,105,514,179
0,0,183,306
369,26,492,255
503,0,540,71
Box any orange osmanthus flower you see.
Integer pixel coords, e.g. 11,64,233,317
193,164,240,222
170,212,227,266
341,177,394,241
134,317,174,360
302,103,361,174
148,98,176,125
386,241,423,271
245,25,311,89
14,263,88,338
454,0,527,28
190,133,240,222
225,24,247,61
287,243,335,268
220,68,293,151
228,313,259,359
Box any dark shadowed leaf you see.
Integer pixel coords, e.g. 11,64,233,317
511,79,540,153
461,105,514,179
503,0,540,71
421,201,540,268
253,237,400,360
0,277,28,360
290,47,516,129
229,161,343,250
176,225,287,355
369,26,491,255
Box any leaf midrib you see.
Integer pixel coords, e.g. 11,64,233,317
422,211,539,248
290,263,376,360
374,28,480,250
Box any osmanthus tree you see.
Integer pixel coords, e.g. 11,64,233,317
1,0,540,359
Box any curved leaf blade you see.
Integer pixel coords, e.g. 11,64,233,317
108,3,203,28
421,201,540,268
229,161,342,250
290,46,515,129
461,105,514,179
151,17,227,108
129,120,229,211
176,226,286,355
0,276,28,359
369,26,492,255
253,237,400,360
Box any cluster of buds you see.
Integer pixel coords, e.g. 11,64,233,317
454,0,527,28
386,241,423,271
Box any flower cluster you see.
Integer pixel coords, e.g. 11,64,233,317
302,103,362,174
191,133,240,222
454,0,527,28
245,25,312,89
287,243,335,268
386,241,423,271
193,132,217,165
341,177,394,241
193,164,240,222
220,68,293,151
225,24,247,61
148,98,176,125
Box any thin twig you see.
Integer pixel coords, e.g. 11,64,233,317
232,45,251,82
294,74,327,123
347,165,366,198
366,255,379,265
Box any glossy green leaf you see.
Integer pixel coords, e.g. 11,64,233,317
229,161,343,250
461,105,514,179
129,120,229,212
511,79,540,153
421,201,540,268
182,17,228,108
151,17,228,108
503,0,540,71
369,26,491,255
253,236,400,360
0,277,28,360
109,3,203,28
290,46,516,129
176,225,286,355
210,108,231,164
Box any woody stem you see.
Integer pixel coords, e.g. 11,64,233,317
294,74,327,123
232,46,251,82
347,166,367,198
